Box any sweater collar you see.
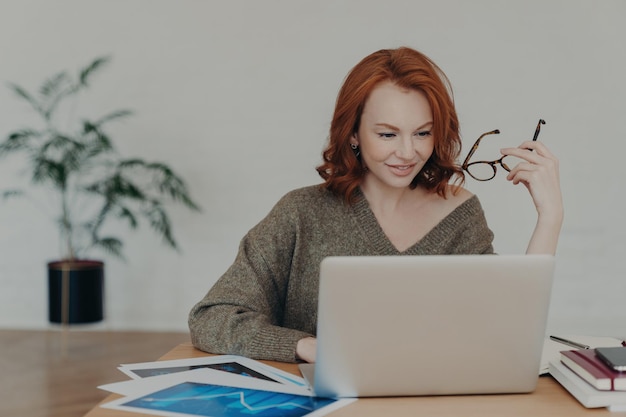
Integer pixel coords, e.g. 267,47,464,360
351,186,478,255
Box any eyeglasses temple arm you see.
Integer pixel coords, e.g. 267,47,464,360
462,129,500,168
532,119,546,141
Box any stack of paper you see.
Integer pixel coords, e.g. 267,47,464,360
545,335,626,411
98,355,354,417
549,361,626,411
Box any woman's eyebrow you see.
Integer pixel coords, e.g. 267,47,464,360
374,121,433,130
415,121,434,130
374,122,399,130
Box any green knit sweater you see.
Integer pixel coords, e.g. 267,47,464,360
188,185,494,362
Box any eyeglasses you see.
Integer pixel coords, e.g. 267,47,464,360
462,119,546,181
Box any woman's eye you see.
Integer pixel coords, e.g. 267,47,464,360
378,132,396,138
416,130,432,138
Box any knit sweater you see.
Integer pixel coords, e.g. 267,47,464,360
188,185,494,363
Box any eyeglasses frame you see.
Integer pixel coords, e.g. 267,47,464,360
462,119,546,181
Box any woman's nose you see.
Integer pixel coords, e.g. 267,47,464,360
395,136,415,159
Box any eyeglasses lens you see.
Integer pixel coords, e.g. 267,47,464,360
466,163,496,181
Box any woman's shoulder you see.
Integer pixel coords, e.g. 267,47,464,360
279,184,338,205
252,185,346,235
263,185,340,219
443,184,476,207
423,184,482,223
440,184,490,223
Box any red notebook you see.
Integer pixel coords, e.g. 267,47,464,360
561,349,626,391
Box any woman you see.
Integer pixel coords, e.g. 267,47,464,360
188,47,563,363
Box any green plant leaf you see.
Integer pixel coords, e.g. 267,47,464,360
143,162,201,211
95,109,133,125
93,237,124,259
118,158,145,168
1,189,24,201
82,122,115,156
40,71,81,120
32,157,66,188
144,202,177,249
0,129,41,155
79,56,110,87
110,174,145,200
39,71,71,98
7,83,44,117
41,134,82,152
116,205,138,229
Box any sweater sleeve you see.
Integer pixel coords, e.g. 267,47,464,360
188,194,313,363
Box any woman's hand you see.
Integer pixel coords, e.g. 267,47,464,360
500,141,564,254
296,337,317,363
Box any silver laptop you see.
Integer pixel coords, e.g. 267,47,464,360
300,254,555,398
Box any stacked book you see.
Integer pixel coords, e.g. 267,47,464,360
549,346,626,411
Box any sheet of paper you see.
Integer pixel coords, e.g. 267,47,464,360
540,335,624,375
100,368,310,397
102,367,354,417
118,354,307,387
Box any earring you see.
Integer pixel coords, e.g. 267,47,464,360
350,143,360,158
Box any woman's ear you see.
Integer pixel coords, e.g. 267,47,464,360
350,133,359,147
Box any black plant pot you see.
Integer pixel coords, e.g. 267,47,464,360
48,260,104,324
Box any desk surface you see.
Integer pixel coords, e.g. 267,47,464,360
85,343,620,417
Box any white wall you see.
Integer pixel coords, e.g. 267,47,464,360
0,0,624,338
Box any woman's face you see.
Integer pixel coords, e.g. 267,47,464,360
352,80,434,191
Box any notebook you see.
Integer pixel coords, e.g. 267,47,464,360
299,254,555,398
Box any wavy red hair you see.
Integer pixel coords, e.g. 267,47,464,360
316,47,464,203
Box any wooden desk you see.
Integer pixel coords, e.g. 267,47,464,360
85,343,621,417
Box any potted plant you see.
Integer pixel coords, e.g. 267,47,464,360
0,56,200,324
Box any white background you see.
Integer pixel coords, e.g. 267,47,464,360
0,0,624,337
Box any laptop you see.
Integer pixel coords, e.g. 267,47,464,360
299,254,555,398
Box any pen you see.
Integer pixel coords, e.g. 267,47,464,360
549,335,590,350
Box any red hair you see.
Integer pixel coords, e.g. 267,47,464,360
316,47,464,203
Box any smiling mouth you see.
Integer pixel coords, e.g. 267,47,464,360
386,163,417,177
387,164,415,171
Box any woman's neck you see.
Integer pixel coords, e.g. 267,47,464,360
359,176,430,216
